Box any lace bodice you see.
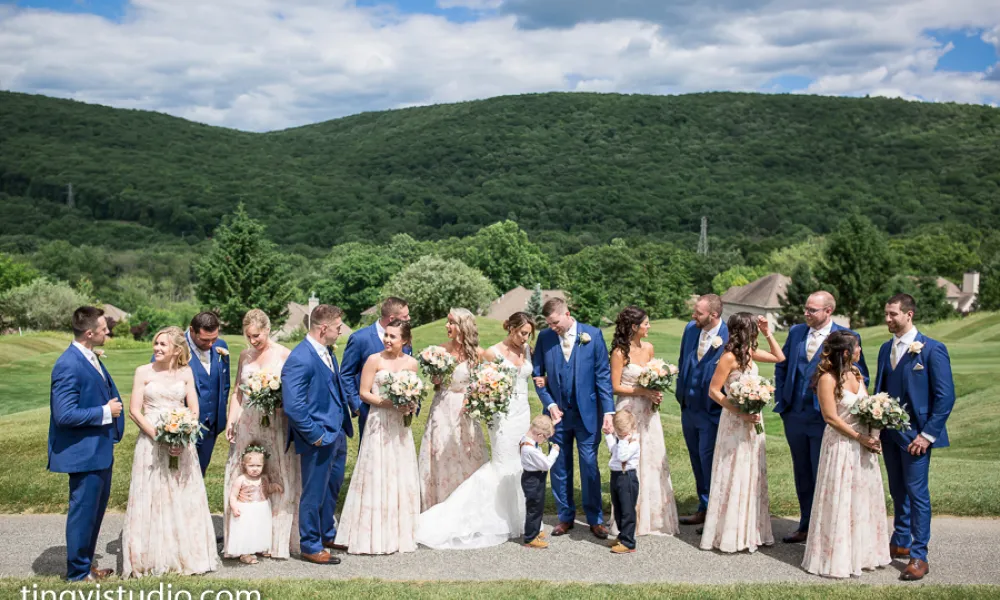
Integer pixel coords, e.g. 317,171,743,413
491,345,533,400
143,378,187,418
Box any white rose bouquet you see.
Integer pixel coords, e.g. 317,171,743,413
417,345,458,387
636,358,679,410
240,369,282,427
850,392,911,437
727,373,775,434
380,370,425,427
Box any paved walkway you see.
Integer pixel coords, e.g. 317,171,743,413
1,514,997,585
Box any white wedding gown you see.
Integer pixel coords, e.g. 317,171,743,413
415,346,533,549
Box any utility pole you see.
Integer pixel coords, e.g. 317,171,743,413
697,216,709,255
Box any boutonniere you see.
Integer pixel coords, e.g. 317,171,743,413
578,333,592,345
912,363,924,371
908,341,924,355
216,347,229,364
94,349,105,360
327,344,339,354
711,336,724,349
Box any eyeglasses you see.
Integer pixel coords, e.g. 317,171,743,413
803,307,826,315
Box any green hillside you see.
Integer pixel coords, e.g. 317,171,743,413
2,91,999,251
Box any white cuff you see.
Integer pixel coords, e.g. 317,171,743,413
547,403,558,412
101,404,113,425
920,432,936,444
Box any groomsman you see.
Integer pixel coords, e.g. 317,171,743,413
182,312,231,475
876,294,954,581
341,296,411,441
773,291,868,543
48,307,124,581
675,294,728,525
282,305,351,565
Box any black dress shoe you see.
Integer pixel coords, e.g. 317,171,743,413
695,527,704,535
216,535,225,544
782,530,808,544
679,511,706,526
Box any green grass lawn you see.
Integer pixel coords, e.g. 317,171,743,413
1,578,998,599
1,313,998,517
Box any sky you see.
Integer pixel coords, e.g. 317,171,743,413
1,0,998,131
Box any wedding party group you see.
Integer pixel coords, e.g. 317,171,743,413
47,289,954,584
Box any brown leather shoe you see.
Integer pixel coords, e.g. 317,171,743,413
590,524,609,540
301,550,341,565
679,511,706,526
890,544,911,559
900,559,929,581
551,521,574,536
782,530,808,544
323,540,349,551
89,566,114,580
523,538,549,549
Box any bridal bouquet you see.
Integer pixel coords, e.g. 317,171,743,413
417,345,458,387
637,358,679,410
154,408,205,469
727,373,775,434
851,392,911,436
465,358,517,428
240,369,282,427
380,370,425,427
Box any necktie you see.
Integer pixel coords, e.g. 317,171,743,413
322,349,334,372
806,331,821,361
561,334,573,361
890,340,901,369
697,331,709,360
89,354,105,380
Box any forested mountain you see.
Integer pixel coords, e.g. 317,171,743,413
2,90,999,253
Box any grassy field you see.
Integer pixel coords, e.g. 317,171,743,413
1,578,998,599
1,313,998,517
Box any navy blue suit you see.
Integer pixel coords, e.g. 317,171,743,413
675,321,728,512
340,323,412,442
181,332,230,475
533,323,614,525
48,345,124,581
875,332,954,562
773,323,869,532
281,338,352,554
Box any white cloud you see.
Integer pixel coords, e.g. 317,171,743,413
0,0,997,131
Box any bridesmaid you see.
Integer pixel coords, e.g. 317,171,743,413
609,306,680,536
418,308,487,510
121,327,217,577
223,309,300,559
334,320,421,554
802,331,891,578
700,313,784,554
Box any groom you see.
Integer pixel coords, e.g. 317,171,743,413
773,291,868,543
182,312,230,475
533,298,615,539
876,294,954,581
282,304,351,565
48,306,124,581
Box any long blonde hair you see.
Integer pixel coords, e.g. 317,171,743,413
154,326,190,368
450,308,480,366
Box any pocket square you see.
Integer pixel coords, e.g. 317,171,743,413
912,363,924,371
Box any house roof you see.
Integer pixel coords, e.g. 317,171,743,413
935,277,962,300
100,303,128,323
721,273,790,310
486,286,565,321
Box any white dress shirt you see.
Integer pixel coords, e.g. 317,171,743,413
186,331,212,374
306,334,334,371
806,320,834,361
697,320,723,360
520,436,560,472
890,328,934,443
375,319,386,343
605,433,640,472
560,320,578,361
73,341,112,425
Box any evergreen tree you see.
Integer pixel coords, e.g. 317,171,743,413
821,214,894,326
194,204,293,332
526,283,544,329
779,263,820,327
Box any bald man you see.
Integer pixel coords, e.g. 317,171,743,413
773,291,869,543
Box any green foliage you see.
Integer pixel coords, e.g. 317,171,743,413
890,232,981,281
688,250,744,295
822,214,894,325
766,237,827,276
0,278,88,330
864,275,954,325
0,252,38,295
111,318,132,339
526,283,544,328
711,265,767,295
194,204,293,332
779,263,821,327
451,221,552,293
132,304,199,340
382,255,497,326
314,243,404,325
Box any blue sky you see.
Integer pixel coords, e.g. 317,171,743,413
3,0,999,130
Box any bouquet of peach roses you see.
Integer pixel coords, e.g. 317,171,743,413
636,358,679,410
154,408,205,469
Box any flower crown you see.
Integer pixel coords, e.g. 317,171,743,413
241,444,270,460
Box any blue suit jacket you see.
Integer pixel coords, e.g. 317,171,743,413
341,323,412,415
675,320,729,420
154,334,231,435
532,323,614,434
874,333,955,448
48,345,125,473
774,323,870,416
281,339,352,454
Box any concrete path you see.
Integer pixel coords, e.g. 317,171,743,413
1,514,997,585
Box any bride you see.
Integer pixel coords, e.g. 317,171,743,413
415,312,536,549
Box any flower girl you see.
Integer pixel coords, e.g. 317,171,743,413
225,444,284,564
